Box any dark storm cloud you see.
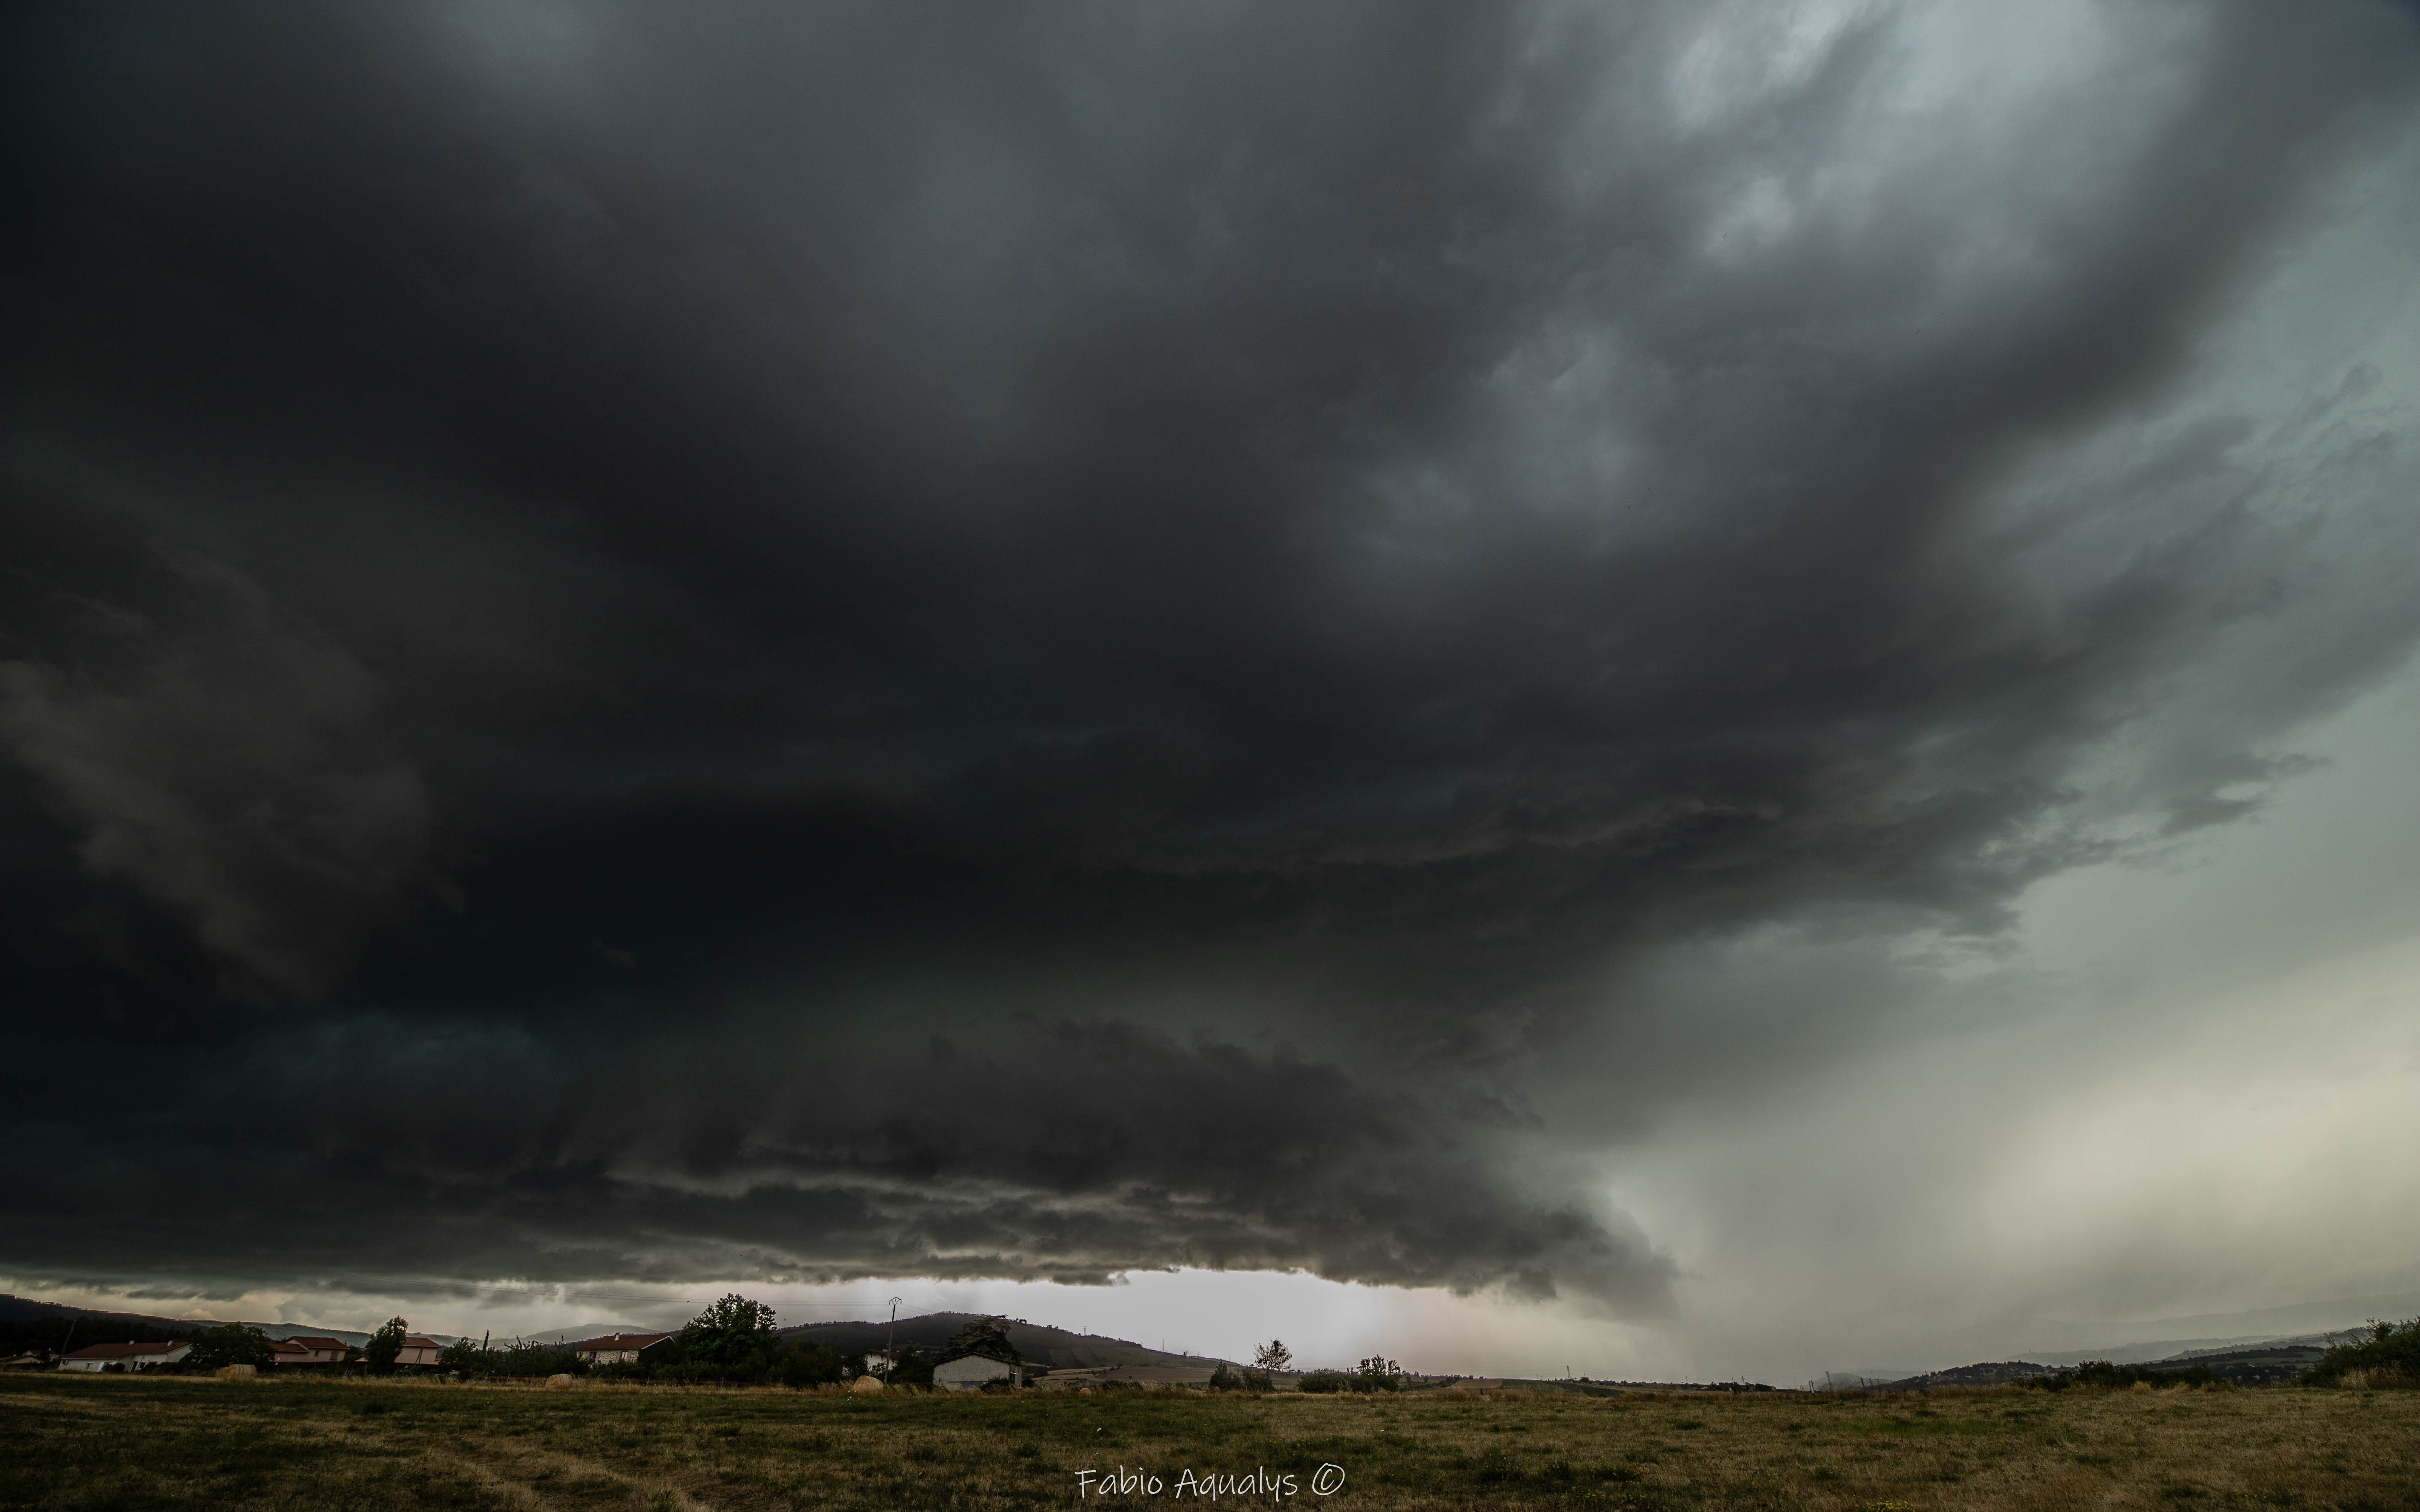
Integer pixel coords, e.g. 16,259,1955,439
6,1013,1667,1308
3,2,2417,1307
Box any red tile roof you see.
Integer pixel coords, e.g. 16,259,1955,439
65,1341,182,1360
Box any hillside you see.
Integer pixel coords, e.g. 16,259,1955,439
0,1294,429,1354
778,1312,1235,1370
1883,1341,2335,1389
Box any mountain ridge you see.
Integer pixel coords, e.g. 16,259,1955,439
777,1311,1241,1370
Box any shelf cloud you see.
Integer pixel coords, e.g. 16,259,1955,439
5,1,2418,1329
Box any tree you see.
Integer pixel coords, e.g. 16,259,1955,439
1253,1339,1293,1372
774,1339,848,1388
364,1318,410,1372
944,1316,1018,1365
1353,1356,1404,1392
437,1336,487,1375
681,1294,780,1377
183,1324,277,1372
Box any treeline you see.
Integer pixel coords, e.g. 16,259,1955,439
1296,1357,1406,1394
445,1296,856,1386
2304,1319,2418,1388
2028,1359,2222,1391
2026,1322,2419,1392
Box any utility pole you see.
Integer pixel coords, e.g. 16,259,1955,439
885,1297,903,1377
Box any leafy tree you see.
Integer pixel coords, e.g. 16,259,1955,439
182,1324,277,1372
889,1348,936,1388
1353,1356,1404,1392
437,1336,580,1378
363,1318,410,1373
774,1339,848,1388
1253,1339,1293,1372
944,1316,1018,1365
680,1294,780,1377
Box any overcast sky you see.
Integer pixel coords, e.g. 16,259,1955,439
6,0,2419,1382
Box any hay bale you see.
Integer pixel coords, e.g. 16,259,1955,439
849,1373,886,1395
545,1373,574,1389
214,1364,257,1381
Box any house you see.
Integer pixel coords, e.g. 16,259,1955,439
287,1336,350,1363
271,1336,349,1365
933,1354,1022,1390
397,1335,444,1367
860,1350,896,1377
567,1332,674,1366
60,1341,189,1372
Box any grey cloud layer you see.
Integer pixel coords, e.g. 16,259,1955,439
3,1,2416,1307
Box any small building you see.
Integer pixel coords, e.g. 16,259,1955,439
60,1341,189,1372
275,1336,349,1365
933,1354,1022,1390
396,1335,444,1368
568,1332,674,1366
861,1350,896,1377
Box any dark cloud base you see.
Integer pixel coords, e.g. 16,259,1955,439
3,2,2417,1308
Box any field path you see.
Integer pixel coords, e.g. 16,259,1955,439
433,1435,722,1512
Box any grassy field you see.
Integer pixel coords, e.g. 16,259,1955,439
3,1375,2415,1512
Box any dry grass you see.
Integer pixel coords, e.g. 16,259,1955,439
3,1374,2415,1510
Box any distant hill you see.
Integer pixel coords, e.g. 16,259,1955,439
779,1312,1236,1370
0,1294,199,1355
1879,1360,2058,1389
1880,1338,2344,1390
0,1293,445,1354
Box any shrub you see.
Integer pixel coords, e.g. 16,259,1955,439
447,1341,585,1379
181,1324,277,1373
2035,1360,2215,1391
2305,1320,2420,1388
1298,1373,1348,1394
774,1340,848,1388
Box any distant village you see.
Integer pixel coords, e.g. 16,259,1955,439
0,1295,1216,1391
5,1292,1513,1395
18,1326,1103,1391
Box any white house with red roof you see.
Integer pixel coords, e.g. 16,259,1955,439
568,1332,674,1365
270,1336,349,1365
60,1341,188,1372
